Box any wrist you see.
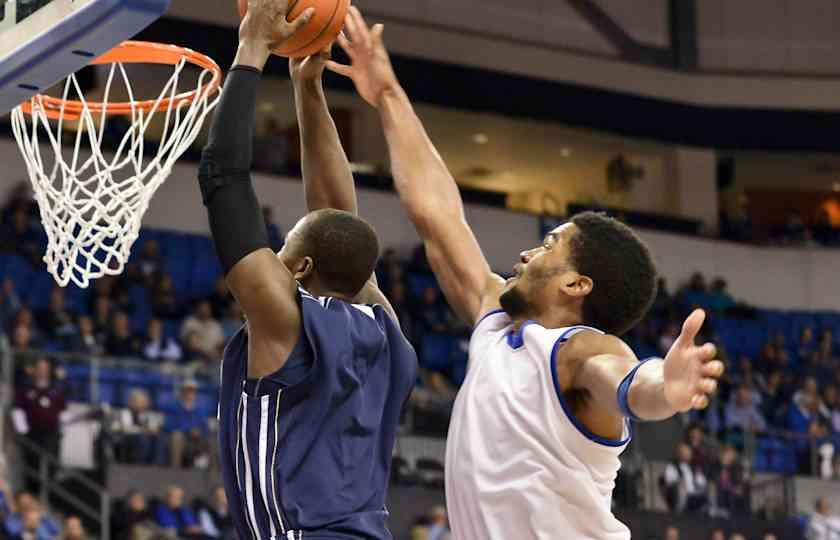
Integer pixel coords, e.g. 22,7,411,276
293,78,325,96
233,41,271,71
376,83,408,113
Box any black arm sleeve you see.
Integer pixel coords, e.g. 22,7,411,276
198,66,270,274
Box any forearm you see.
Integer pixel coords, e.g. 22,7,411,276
378,86,465,234
295,80,357,214
625,359,679,421
198,65,268,275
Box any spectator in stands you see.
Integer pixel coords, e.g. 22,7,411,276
725,384,767,436
263,206,284,252
40,288,76,344
182,332,215,372
163,380,209,468
137,239,163,285
781,210,808,245
4,492,59,540
1,181,37,224
142,318,182,364
0,206,41,264
180,301,224,359
111,490,155,540
388,281,415,343
787,388,828,474
799,327,818,363
662,443,709,514
794,377,823,411
61,516,85,540
150,273,181,321
415,287,450,335
12,308,44,348
713,445,749,517
729,534,746,540
818,329,836,364
824,385,840,434
678,272,708,309
0,278,21,329
760,370,787,426
154,485,204,539
220,302,243,342
11,325,33,355
117,389,162,465
207,278,233,319
685,423,718,475
648,277,671,319
757,341,789,374
664,526,679,540
762,534,778,540
709,528,725,540
658,322,679,356
90,296,112,343
13,358,66,486
67,316,103,356
104,312,140,357
196,486,233,540
422,506,450,540
807,498,840,540
707,278,735,314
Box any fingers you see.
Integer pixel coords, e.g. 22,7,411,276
325,60,352,77
698,342,717,361
697,378,718,395
287,7,315,33
336,31,354,59
691,394,709,410
702,360,725,378
677,309,706,347
349,6,372,49
371,23,385,43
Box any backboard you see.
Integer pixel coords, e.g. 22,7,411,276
0,0,170,115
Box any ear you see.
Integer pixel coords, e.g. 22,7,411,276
292,256,315,281
561,272,593,298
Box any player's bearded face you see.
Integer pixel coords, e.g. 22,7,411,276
500,261,563,318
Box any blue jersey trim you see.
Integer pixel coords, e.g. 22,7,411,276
506,320,537,350
549,334,631,448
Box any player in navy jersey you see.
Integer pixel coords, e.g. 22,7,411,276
196,2,417,539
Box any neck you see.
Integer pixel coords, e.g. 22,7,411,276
510,305,583,332
299,280,355,303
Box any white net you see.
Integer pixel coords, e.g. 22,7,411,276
10,52,220,288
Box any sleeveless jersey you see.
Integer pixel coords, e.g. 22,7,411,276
445,310,632,540
218,289,417,540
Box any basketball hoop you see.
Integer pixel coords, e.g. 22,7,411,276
10,41,222,288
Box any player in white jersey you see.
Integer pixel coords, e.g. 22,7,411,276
328,9,725,539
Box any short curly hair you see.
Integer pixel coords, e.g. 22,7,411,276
568,212,658,336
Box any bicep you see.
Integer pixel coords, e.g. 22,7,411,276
568,334,639,415
225,248,300,343
423,217,495,325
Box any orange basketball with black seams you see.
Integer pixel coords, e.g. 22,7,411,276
237,0,350,59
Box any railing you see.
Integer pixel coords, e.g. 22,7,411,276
13,433,110,540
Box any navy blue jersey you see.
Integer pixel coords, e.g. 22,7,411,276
218,288,417,540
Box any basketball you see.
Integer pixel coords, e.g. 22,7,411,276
237,0,350,59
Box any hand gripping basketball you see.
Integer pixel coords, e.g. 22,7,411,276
238,0,350,58
238,0,315,52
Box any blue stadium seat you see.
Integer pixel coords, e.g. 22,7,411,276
1,254,34,293
406,272,438,299
420,333,455,371
24,272,54,311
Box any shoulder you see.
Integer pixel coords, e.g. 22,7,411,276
557,330,633,364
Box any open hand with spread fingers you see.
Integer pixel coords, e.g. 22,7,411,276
663,309,725,413
325,6,400,108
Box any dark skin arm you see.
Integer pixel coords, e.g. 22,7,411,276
221,0,312,378
291,45,398,321
327,7,503,326
559,310,725,439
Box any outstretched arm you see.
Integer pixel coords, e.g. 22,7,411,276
290,47,397,318
327,7,500,325
198,0,312,378
568,310,725,424
291,49,357,214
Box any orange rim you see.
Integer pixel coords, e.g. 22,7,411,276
19,41,222,120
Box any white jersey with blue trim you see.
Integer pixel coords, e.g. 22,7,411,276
444,310,631,540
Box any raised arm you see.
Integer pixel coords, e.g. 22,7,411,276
198,0,312,377
568,310,725,425
327,7,500,325
291,49,357,214
290,45,398,318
